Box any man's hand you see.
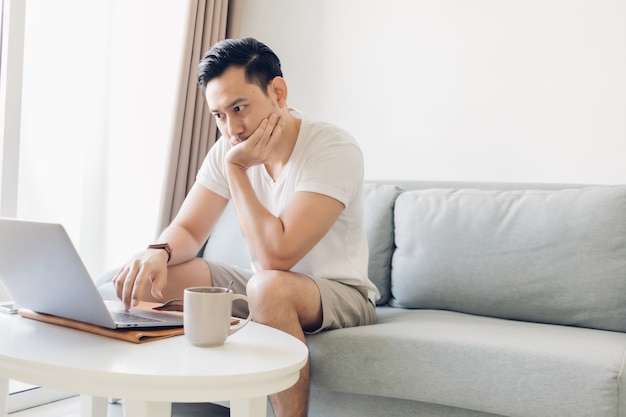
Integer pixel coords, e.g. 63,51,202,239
225,113,285,170
112,249,169,310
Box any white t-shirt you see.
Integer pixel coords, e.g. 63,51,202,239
196,110,380,303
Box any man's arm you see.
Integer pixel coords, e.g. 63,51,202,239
227,166,344,271
223,112,345,271
157,183,229,262
114,183,228,309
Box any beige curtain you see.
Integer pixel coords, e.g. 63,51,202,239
155,0,242,236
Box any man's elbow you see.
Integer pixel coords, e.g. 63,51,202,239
256,252,298,272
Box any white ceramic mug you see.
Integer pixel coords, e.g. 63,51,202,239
183,286,252,347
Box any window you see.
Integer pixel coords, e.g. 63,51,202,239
1,0,191,410
3,0,189,278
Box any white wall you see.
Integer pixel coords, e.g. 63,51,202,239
239,0,626,184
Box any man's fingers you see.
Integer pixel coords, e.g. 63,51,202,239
225,112,284,169
250,114,278,146
260,114,278,145
268,114,285,144
111,251,169,311
150,273,166,302
121,261,144,310
248,117,270,146
113,266,133,305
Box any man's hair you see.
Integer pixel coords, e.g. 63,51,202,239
197,37,283,94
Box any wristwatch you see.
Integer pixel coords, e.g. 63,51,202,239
147,243,172,263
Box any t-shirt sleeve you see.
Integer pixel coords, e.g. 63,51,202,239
296,139,364,208
195,137,231,200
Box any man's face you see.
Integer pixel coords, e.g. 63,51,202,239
205,66,279,144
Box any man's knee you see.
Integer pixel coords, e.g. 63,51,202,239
246,270,317,313
246,270,291,302
246,271,322,328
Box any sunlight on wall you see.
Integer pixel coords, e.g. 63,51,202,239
240,0,626,184
18,1,191,278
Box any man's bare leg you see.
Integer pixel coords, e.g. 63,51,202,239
246,270,323,417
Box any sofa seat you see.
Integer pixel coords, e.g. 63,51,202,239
306,307,626,417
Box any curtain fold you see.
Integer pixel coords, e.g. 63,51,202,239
155,0,242,236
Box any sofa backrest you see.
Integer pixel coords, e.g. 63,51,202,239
386,182,626,333
202,200,251,269
362,180,594,306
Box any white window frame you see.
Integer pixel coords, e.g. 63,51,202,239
1,1,73,410
0,0,23,220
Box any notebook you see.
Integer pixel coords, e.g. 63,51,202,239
0,218,183,329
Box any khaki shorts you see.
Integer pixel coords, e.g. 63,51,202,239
206,261,377,334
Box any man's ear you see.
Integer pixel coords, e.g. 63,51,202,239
269,76,288,108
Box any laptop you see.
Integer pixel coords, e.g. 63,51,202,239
0,218,183,329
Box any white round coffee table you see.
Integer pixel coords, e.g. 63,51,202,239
0,313,308,417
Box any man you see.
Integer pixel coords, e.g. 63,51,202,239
113,37,379,417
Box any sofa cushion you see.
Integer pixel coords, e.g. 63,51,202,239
306,308,626,417
202,202,251,269
363,183,402,305
389,185,626,332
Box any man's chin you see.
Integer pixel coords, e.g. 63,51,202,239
229,136,248,146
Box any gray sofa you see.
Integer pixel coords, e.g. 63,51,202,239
99,180,626,417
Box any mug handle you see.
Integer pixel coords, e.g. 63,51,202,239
228,293,252,336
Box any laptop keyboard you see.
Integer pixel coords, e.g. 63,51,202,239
112,311,162,324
